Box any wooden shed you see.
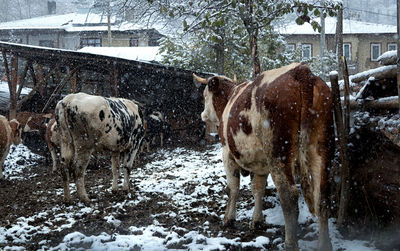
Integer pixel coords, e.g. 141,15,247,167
0,41,209,148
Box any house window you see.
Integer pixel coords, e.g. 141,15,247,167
286,43,295,52
343,43,351,60
370,43,381,61
39,40,54,48
388,43,397,51
80,37,101,47
148,38,159,46
129,38,139,47
301,44,312,60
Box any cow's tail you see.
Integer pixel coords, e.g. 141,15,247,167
294,64,319,215
55,100,75,180
294,63,315,132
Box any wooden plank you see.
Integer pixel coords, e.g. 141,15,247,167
9,55,18,119
331,71,351,228
110,66,118,97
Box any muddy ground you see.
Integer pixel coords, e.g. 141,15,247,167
0,143,389,250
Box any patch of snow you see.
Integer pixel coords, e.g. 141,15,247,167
350,65,396,83
1,143,379,250
377,50,397,62
3,144,44,180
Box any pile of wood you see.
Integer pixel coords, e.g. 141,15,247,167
347,112,400,249
349,51,399,110
351,50,397,84
343,51,400,248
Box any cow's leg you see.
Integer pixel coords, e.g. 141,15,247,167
250,173,268,229
121,148,139,192
0,148,9,179
270,163,299,251
49,144,58,172
111,152,120,192
73,150,91,204
59,142,73,204
122,166,130,191
222,148,240,227
0,152,7,179
307,145,332,251
318,201,331,251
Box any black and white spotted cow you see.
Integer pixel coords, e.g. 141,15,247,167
142,111,168,152
55,92,145,204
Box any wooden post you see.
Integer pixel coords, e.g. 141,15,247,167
110,66,118,97
37,64,44,96
397,0,400,113
9,54,18,119
16,61,29,99
342,57,350,134
330,71,350,228
70,68,77,93
335,6,344,79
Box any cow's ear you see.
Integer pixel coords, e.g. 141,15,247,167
208,77,220,93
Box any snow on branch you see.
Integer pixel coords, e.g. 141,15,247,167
350,65,397,83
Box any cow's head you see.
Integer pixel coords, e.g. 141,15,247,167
9,119,22,145
24,113,52,133
193,73,236,126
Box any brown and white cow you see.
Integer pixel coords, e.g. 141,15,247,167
194,62,334,251
55,92,145,204
16,111,52,133
0,115,22,179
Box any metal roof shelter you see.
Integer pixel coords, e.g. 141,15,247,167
0,41,208,145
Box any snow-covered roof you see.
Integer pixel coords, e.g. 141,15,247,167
78,46,163,62
0,9,120,32
279,17,397,35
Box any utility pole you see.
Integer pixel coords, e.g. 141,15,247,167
397,0,400,112
107,0,112,47
336,6,344,79
320,1,326,76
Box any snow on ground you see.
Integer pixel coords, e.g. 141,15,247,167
0,81,32,95
3,144,43,180
1,144,377,250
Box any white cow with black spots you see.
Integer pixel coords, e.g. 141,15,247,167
55,92,145,204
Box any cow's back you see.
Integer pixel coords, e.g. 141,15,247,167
0,116,11,155
56,93,143,152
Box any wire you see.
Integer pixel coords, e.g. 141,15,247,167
344,7,396,18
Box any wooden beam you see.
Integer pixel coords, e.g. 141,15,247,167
37,64,44,96
397,0,400,113
16,60,30,100
70,68,77,93
331,71,350,229
349,98,399,110
110,66,118,97
41,66,81,113
17,63,61,111
342,57,350,135
2,49,12,92
9,55,18,119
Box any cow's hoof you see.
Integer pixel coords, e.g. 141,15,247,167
63,198,73,205
223,219,235,229
318,241,333,251
111,188,118,194
81,199,91,206
251,221,266,231
284,243,299,251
